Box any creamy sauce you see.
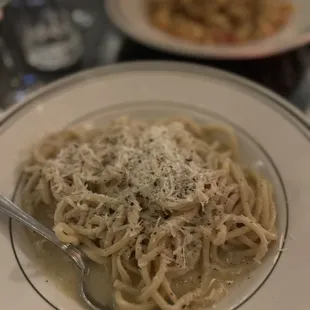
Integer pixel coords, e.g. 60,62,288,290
26,206,256,310
83,262,113,306
25,204,260,310
28,207,113,308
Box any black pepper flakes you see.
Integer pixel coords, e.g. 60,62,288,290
204,184,211,190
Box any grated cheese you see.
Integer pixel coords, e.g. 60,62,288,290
42,120,222,214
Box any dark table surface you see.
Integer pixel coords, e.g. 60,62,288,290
1,0,310,116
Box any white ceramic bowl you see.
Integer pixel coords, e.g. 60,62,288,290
105,0,310,59
1,62,310,310
10,101,287,310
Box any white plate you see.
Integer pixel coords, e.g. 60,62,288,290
0,61,310,310
105,0,310,59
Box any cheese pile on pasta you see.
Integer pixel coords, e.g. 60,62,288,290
22,117,277,310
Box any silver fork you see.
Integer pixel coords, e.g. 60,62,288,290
0,194,112,310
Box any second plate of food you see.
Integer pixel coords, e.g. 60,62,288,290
105,0,310,59
0,61,309,310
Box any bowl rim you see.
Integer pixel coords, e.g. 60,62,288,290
1,61,309,133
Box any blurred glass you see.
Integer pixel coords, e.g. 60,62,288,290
8,0,84,71
0,0,10,7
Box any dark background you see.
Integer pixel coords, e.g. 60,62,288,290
1,0,310,114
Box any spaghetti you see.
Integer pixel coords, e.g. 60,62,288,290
22,117,277,310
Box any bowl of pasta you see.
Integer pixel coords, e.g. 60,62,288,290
0,61,309,310
105,0,310,59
